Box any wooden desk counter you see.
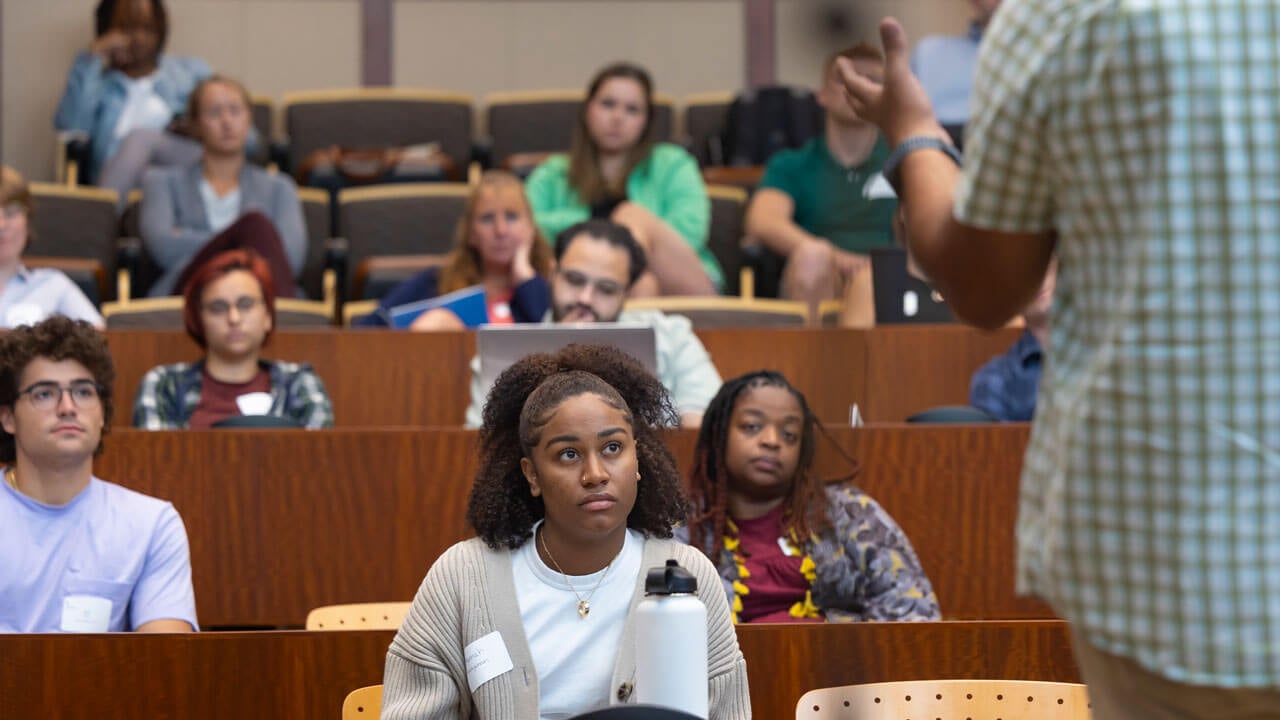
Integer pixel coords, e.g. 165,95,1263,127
0,621,1079,720
102,325,1019,427
94,425,1051,628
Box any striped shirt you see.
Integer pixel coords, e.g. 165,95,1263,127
955,0,1280,686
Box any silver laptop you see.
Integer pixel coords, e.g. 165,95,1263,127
476,323,660,393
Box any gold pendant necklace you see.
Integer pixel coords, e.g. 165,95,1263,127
5,468,16,491
539,527,613,619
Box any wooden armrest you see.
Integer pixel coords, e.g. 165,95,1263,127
701,165,764,190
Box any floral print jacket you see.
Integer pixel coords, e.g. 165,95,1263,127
682,483,941,622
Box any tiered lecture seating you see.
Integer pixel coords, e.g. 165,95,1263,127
13,78,1059,720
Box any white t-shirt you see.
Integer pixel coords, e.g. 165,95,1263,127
112,75,172,140
512,523,643,719
199,179,242,234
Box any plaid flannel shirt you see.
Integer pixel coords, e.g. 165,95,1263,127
132,359,333,430
956,0,1280,686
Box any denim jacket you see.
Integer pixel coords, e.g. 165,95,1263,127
54,51,211,183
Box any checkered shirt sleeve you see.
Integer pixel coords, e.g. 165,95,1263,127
948,0,1280,687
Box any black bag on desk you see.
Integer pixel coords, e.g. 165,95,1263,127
298,143,457,192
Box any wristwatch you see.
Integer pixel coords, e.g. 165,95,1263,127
882,136,962,196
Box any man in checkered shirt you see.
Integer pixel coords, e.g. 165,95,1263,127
844,2,1280,716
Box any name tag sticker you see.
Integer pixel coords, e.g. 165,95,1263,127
61,595,112,632
235,392,273,416
464,630,514,692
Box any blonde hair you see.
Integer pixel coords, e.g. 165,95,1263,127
0,166,32,216
438,171,553,293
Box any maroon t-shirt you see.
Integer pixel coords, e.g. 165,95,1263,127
187,367,271,429
735,504,823,623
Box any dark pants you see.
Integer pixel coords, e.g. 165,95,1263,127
173,211,298,298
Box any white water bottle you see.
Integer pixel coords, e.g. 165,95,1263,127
634,559,708,719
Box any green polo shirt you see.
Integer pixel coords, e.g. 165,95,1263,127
758,136,897,254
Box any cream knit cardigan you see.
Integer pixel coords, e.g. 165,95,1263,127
381,536,752,719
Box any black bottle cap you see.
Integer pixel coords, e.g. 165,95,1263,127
644,559,698,595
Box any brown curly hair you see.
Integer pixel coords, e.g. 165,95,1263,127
0,316,115,462
467,343,688,549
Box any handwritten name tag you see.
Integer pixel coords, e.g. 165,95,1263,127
61,595,112,632
464,630,514,692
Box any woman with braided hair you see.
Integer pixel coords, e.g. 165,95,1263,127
683,370,940,623
381,344,750,720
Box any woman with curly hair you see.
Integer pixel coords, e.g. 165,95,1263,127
381,344,750,720
684,370,940,623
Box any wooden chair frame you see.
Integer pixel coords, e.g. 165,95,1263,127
306,602,411,631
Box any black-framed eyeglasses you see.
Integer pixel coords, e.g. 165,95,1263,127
203,296,261,316
18,381,103,410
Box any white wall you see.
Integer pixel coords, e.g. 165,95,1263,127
1,0,974,181
393,1,744,113
776,0,972,86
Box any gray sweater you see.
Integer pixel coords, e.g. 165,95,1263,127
382,536,751,719
139,162,306,296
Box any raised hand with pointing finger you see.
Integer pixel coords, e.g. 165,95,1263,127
836,18,953,150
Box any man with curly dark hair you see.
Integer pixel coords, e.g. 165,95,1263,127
0,316,196,633
382,344,750,720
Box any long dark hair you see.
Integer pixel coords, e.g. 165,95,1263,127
566,62,658,207
687,371,860,558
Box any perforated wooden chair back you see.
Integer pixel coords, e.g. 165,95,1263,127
342,684,383,720
796,680,1091,719
306,602,411,631
484,90,675,168
283,88,473,178
336,183,469,299
623,296,807,328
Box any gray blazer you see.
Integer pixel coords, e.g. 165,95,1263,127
140,162,306,296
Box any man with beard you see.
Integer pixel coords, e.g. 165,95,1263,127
464,220,721,429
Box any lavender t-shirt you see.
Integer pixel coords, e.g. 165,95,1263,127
0,477,198,632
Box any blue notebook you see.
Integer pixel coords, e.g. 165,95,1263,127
383,285,488,329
